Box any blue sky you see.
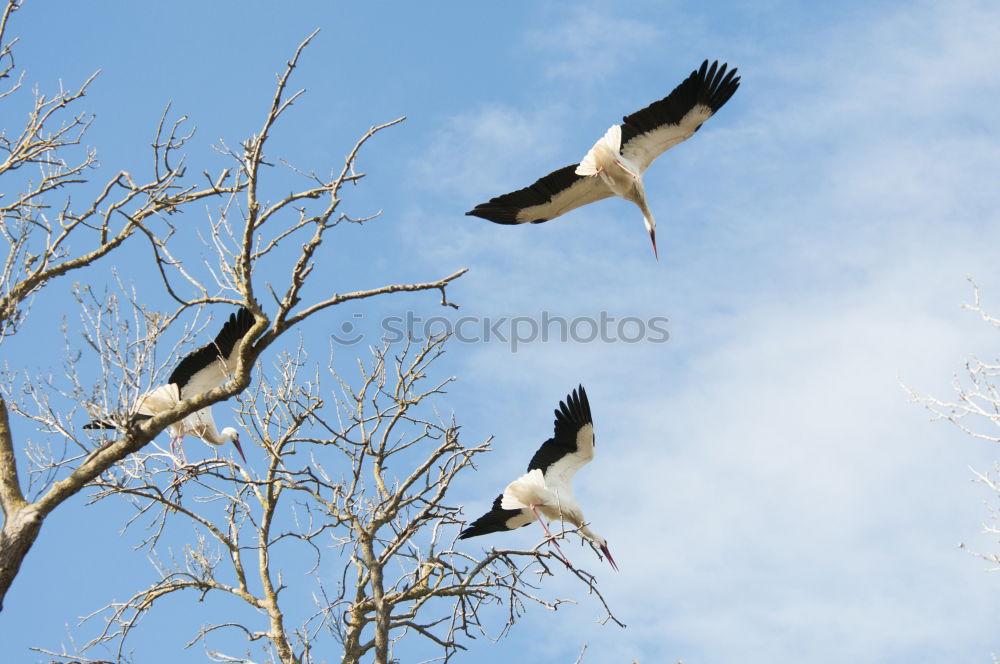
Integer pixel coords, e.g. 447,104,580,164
3,0,1000,662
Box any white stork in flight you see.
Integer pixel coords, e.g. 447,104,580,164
85,307,255,464
459,385,617,571
466,59,740,260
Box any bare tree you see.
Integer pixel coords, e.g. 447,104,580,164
0,3,622,662
908,279,1000,570
0,0,465,612
32,335,621,664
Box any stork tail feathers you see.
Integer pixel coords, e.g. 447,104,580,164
575,125,623,177
501,468,549,510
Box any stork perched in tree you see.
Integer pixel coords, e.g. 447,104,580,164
85,307,256,464
466,60,740,260
460,385,617,571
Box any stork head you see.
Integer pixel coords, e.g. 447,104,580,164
581,527,619,572
220,427,246,463
595,536,618,572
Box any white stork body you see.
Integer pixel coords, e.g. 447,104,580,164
132,384,241,462
460,385,617,571
466,60,740,259
86,307,254,464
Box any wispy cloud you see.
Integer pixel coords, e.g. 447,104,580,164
412,103,572,200
524,6,663,84
417,1,1000,662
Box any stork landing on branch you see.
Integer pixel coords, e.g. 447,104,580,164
460,385,617,571
467,60,740,260
85,307,256,465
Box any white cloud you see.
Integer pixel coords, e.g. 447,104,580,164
412,103,573,200
448,252,1000,663
411,1,1000,662
524,6,663,84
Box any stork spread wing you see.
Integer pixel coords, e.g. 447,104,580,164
458,493,535,539
620,59,740,173
526,385,595,490
169,307,255,398
465,164,614,225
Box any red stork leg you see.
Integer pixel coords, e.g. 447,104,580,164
529,505,574,569
170,435,188,466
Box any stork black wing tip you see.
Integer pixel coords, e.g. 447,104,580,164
554,384,593,430
83,413,152,430
459,494,519,539
233,305,255,327
466,205,523,225
568,383,589,407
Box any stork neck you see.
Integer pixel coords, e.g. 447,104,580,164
579,524,602,545
185,409,222,444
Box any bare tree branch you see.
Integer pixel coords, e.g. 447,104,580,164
906,277,1000,572
0,9,466,614
65,336,620,663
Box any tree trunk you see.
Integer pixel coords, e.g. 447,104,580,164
0,504,42,612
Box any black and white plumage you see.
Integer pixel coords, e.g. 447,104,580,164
85,307,255,463
460,385,617,571
466,60,740,260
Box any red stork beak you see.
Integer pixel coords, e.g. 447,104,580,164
232,437,247,464
601,544,619,572
649,228,659,262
